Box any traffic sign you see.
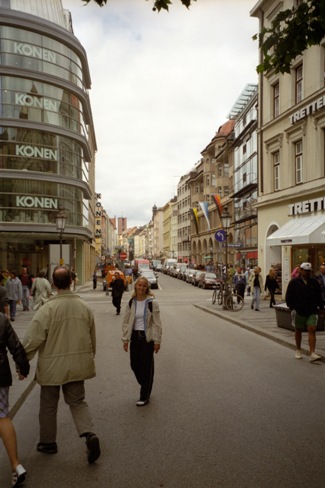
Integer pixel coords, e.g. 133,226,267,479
120,252,127,260
215,229,226,243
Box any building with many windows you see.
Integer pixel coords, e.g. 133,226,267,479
0,0,97,281
251,0,325,294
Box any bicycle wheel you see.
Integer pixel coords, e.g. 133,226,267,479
212,289,217,305
226,294,244,311
217,290,223,305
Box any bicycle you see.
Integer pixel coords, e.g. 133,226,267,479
212,282,244,311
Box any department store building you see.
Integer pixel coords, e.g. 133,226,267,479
252,0,325,295
0,0,97,281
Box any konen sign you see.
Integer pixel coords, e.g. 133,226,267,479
16,197,58,209
16,145,58,160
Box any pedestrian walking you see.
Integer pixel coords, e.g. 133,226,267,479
23,265,100,464
122,276,162,406
285,262,324,362
0,273,9,318
31,271,53,311
6,271,22,322
111,272,125,315
248,266,263,311
19,267,32,311
245,267,252,296
92,270,97,290
233,267,246,303
0,312,30,486
264,268,280,308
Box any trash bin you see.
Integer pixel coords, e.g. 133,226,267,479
273,303,294,331
274,303,324,331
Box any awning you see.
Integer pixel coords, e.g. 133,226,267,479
267,215,325,246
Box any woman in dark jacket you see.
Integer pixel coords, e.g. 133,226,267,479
265,268,280,308
0,313,30,486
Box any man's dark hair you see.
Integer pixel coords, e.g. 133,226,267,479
53,266,71,290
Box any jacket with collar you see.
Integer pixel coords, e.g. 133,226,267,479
0,313,29,386
23,290,96,386
122,297,162,345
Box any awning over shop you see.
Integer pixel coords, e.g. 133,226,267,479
267,215,325,246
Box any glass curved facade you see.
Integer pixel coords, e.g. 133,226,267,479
0,3,96,281
0,26,85,90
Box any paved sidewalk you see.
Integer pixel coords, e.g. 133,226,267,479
8,285,325,418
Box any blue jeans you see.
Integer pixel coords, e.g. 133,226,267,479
251,286,261,310
22,286,30,310
9,300,17,319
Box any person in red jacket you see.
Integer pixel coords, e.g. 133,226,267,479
0,313,29,486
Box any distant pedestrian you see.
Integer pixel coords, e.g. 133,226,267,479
245,267,252,296
0,273,9,318
286,262,324,362
6,271,22,322
0,312,30,486
111,272,125,315
122,277,162,406
92,271,97,290
248,267,263,311
23,266,100,464
264,268,280,308
31,271,53,311
19,267,32,312
233,267,246,303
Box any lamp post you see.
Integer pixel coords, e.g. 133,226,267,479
56,206,67,265
221,206,231,309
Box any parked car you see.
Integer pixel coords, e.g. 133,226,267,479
140,270,159,289
187,268,197,284
182,268,192,282
191,270,202,286
197,272,220,289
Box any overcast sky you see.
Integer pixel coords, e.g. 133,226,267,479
64,0,259,228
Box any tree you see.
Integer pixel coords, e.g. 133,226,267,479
82,0,195,11
253,0,325,74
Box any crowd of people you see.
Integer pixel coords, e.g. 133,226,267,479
3,258,325,486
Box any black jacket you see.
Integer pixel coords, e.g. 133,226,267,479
0,313,29,386
285,276,324,316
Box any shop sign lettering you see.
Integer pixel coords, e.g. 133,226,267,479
15,93,58,112
14,42,56,62
16,196,58,209
288,197,325,215
16,144,57,160
290,95,325,124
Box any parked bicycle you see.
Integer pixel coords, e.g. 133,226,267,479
212,281,244,311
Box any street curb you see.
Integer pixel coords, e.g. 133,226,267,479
9,379,37,419
193,303,324,362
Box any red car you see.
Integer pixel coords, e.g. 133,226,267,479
197,272,220,289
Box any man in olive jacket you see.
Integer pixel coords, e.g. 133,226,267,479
23,266,100,464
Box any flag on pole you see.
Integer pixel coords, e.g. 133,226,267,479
199,201,210,230
190,207,199,234
212,194,223,223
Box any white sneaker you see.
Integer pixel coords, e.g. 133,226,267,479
12,464,26,487
309,352,322,362
295,350,302,359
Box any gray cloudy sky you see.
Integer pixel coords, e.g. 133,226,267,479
64,0,259,227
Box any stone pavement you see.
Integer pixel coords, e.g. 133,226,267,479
8,284,325,418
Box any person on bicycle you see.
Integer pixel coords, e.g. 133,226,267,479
233,267,246,303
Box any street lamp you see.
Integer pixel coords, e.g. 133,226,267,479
56,206,67,265
221,206,231,309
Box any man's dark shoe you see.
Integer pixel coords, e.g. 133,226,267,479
86,434,101,464
37,442,58,454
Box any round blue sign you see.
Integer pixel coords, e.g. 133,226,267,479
215,229,226,242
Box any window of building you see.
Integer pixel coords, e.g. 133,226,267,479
224,186,229,196
206,174,210,186
211,174,216,186
295,141,303,184
273,151,280,191
273,82,279,117
295,64,303,103
217,165,222,177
